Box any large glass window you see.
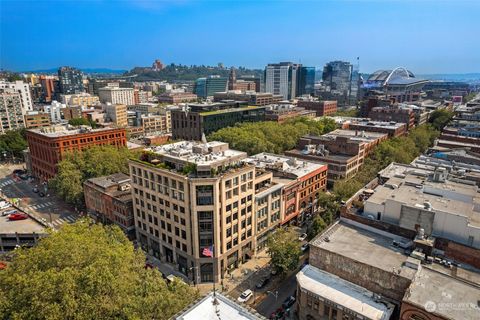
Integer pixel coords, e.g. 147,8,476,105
196,185,214,205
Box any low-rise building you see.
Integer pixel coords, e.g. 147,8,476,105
60,92,100,107
245,153,328,224
285,135,367,183
332,117,407,137
158,92,198,104
369,106,415,130
171,102,266,141
0,213,47,251
213,91,283,106
83,173,135,238
62,106,83,121
26,125,127,180
297,99,337,116
322,129,388,156
265,104,316,123
24,111,51,129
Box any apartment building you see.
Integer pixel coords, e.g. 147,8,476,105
98,86,134,105
0,89,25,133
60,93,99,107
0,80,33,111
286,135,367,183
104,104,128,127
24,111,51,129
141,113,171,134
26,125,127,180
83,173,135,238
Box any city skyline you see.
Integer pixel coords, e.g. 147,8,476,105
1,0,479,74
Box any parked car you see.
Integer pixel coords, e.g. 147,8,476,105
38,192,45,197
298,233,308,241
237,289,253,303
282,295,296,309
32,187,39,193
0,201,11,210
301,243,310,252
256,276,270,289
8,213,28,221
2,209,17,216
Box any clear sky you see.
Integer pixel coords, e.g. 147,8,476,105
1,0,479,74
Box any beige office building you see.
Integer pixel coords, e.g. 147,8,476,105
105,104,128,127
61,93,100,107
98,86,134,105
129,141,261,283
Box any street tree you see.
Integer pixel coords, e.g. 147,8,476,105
0,220,198,320
266,228,302,275
308,216,327,240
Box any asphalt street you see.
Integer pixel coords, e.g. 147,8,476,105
0,163,80,229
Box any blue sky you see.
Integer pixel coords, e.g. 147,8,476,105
1,0,479,73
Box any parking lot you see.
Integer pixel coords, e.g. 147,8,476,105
0,163,80,229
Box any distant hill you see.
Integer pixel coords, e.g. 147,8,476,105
22,68,127,75
418,73,480,84
125,64,263,82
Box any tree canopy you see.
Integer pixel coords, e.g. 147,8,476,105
428,109,454,131
50,145,135,205
0,220,198,320
68,117,98,128
208,117,336,155
332,124,439,201
266,228,302,275
0,129,27,159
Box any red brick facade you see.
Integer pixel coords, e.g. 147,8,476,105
298,100,337,116
26,127,127,180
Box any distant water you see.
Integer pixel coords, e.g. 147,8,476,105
418,73,480,83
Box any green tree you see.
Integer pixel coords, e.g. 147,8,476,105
0,220,198,320
0,129,28,158
50,145,134,204
308,216,327,240
428,109,453,131
68,117,98,128
266,228,302,275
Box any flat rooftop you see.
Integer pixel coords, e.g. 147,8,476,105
297,265,394,320
245,153,326,179
0,214,46,234
147,141,247,169
173,292,264,320
324,129,388,142
312,219,417,279
285,148,358,163
28,125,122,138
404,267,480,320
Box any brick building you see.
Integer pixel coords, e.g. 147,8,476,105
62,106,83,120
26,125,127,180
213,91,283,106
297,100,337,116
286,135,367,183
369,106,415,130
265,105,316,123
158,92,198,104
333,117,407,137
84,173,135,238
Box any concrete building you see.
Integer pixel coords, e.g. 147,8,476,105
158,92,198,104
0,89,26,133
60,92,99,107
297,265,394,320
104,104,128,127
43,101,65,124
129,141,255,283
297,99,337,117
245,153,328,225
332,117,407,137
140,113,171,135
264,62,301,100
232,80,257,92
98,85,134,105
58,66,84,94
286,134,367,183
0,213,47,252
363,165,480,249
171,102,266,141
172,292,265,320
26,125,127,180
265,104,317,123
213,91,283,106
0,80,33,111
83,173,135,238
24,111,51,129
133,89,151,104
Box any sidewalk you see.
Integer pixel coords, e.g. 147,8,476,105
145,255,190,283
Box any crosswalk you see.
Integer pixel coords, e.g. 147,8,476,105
27,201,54,210
0,179,14,188
48,214,78,228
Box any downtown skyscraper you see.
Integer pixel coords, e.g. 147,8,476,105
264,62,314,100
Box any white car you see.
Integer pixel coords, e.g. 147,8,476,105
237,289,253,303
298,233,308,241
0,201,11,210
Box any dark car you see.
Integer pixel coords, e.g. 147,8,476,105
255,276,270,289
13,169,24,175
282,295,296,309
38,192,45,197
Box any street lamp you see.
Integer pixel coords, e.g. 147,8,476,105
189,266,199,288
